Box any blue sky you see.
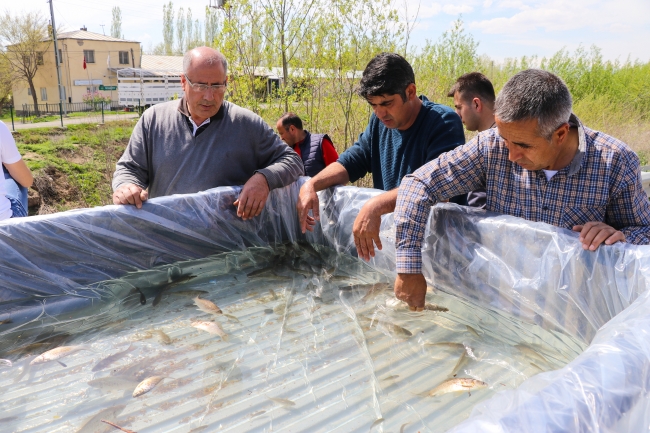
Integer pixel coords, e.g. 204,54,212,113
7,0,650,63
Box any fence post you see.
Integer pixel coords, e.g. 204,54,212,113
59,101,64,128
10,105,14,131
101,102,105,124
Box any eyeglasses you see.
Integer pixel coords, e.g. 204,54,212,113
184,76,227,93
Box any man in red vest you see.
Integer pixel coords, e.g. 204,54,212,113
276,113,339,177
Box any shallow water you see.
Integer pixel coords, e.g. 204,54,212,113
0,243,586,432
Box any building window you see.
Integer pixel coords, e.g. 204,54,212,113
27,88,32,96
41,88,48,101
83,50,95,63
119,51,129,64
37,53,44,65
58,49,63,64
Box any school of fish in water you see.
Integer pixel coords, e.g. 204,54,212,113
0,242,587,432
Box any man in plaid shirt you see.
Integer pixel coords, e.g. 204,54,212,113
394,69,650,310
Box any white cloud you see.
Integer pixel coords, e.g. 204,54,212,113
442,4,474,14
417,2,443,18
483,0,494,7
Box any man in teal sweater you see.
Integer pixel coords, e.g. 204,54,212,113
296,53,465,260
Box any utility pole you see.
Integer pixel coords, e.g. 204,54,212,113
48,0,66,126
100,24,106,35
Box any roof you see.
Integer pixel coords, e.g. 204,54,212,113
51,30,139,43
141,55,184,72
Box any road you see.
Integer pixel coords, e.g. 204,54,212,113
3,112,140,131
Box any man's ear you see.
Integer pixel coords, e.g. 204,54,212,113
406,83,417,100
473,97,482,112
554,122,570,145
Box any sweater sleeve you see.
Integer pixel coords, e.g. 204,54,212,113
336,120,374,183
112,114,151,191
253,119,304,190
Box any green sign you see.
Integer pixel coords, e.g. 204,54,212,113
99,85,117,91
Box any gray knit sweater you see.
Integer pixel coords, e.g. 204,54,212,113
112,99,303,198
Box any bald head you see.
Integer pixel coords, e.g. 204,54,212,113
183,47,228,75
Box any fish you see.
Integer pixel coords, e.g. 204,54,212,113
87,376,141,392
0,319,12,325
428,378,488,397
168,290,209,297
75,404,126,433
273,303,287,315
188,427,209,433
247,267,274,278
194,297,223,315
268,288,278,300
424,303,449,312
31,345,92,365
250,410,266,418
424,342,465,351
153,275,198,307
191,320,229,341
466,325,481,338
380,374,399,381
267,396,296,407
92,344,135,372
264,309,274,314
149,329,172,345
380,320,412,338
369,417,384,432
450,350,469,377
100,420,136,433
516,344,550,366
223,314,240,323
0,359,12,367
132,376,165,397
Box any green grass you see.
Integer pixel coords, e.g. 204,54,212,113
14,120,134,211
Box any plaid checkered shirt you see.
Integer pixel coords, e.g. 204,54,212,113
395,114,650,274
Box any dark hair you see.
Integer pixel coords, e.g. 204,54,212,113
447,72,495,106
357,53,415,102
495,69,572,140
278,112,303,130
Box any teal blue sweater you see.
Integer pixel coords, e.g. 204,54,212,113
338,95,465,191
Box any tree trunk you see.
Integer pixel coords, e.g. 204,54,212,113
28,79,39,116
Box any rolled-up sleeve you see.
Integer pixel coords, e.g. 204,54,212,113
395,137,487,273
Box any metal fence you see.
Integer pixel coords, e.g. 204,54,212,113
17,101,122,117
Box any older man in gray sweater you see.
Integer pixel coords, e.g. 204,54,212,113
112,47,303,220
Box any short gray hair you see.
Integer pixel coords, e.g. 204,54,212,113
495,69,572,140
182,47,228,76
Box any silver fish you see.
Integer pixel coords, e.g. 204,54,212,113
132,375,165,397
0,359,12,367
31,345,91,365
194,297,223,315
450,350,469,377
369,417,384,432
92,344,135,372
75,404,126,433
428,377,488,397
382,321,413,338
87,376,141,392
516,344,550,365
223,313,240,323
191,320,229,341
424,342,465,351
268,288,278,300
466,325,481,338
267,396,296,407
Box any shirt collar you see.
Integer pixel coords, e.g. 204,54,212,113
566,113,586,176
177,98,225,126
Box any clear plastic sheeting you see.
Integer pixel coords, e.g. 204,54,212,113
0,179,649,432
